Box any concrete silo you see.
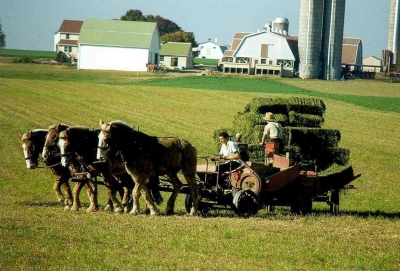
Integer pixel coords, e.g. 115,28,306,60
388,0,400,71
298,0,346,80
321,0,346,80
298,0,324,79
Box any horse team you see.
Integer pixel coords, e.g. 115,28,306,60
19,120,199,216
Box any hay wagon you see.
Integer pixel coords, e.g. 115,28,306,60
160,141,359,216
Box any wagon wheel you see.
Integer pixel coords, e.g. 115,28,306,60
290,191,312,215
236,173,262,195
232,190,259,217
329,189,340,215
184,193,209,215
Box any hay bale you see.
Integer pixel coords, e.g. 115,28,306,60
247,144,265,163
287,97,326,116
288,111,324,127
245,97,288,114
287,127,341,148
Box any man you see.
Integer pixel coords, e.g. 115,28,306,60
260,112,284,154
213,131,242,173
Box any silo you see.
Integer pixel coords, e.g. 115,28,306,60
321,0,346,80
388,0,400,70
298,0,325,79
273,16,289,34
263,21,273,32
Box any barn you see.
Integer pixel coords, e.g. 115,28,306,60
77,19,160,72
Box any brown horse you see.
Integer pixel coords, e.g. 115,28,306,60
42,123,99,212
98,120,199,215
58,126,136,213
19,129,73,209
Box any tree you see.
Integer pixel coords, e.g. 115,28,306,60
0,20,6,49
161,31,197,47
120,10,182,36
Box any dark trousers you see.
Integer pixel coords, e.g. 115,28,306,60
218,161,242,173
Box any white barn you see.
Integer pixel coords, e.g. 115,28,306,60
78,19,160,72
219,31,298,77
196,41,228,60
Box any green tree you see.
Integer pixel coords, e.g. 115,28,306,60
161,31,197,47
0,20,6,48
120,10,183,37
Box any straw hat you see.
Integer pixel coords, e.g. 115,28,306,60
263,112,275,121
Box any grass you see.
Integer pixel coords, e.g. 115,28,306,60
1,62,400,270
193,57,219,66
0,48,56,58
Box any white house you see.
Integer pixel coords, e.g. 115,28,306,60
54,20,83,62
219,31,299,77
159,42,193,69
196,40,228,60
78,19,160,72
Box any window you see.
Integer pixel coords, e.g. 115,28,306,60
261,44,268,58
66,34,70,39
64,46,72,53
277,59,292,67
160,56,165,61
261,59,266,64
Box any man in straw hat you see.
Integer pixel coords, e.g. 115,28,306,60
260,112,284,154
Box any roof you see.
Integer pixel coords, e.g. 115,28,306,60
78,19,158,49
57,39,78,46
58,20,83,33
342,44,358,64
231,32,252,50
160,42,192,56
343,37,361,45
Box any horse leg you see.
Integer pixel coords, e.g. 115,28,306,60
165,174,182,215
53,180,64,202
184,174,199,216
60,178,73,209
139,183,159,215
85,178,98,213
102,174,123,213
70,182,84,211
129,182,141,215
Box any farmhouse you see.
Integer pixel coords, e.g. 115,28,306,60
362,56,382,72
196,40,228,60
159,42,193,69
54,20,83,62
219,31,299,77
77,19,160,72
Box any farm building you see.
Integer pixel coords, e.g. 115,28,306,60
159,42,194,69
196,40,228,60
77,19,160,72
218,31,299,77
362,56,382,72
54,20,83,62
341,38,363,72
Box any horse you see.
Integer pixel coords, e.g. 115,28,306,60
58,126,135,213
42,123,99,212
98,120,199,216
19,129,73,209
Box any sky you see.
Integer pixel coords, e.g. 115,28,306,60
0,0,392,58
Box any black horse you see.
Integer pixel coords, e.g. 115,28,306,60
58,126,139,213
19,129,73,209
98,120,199,216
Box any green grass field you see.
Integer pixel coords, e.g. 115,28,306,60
1,62,400,270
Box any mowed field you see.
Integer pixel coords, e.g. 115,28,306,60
1,63,400,270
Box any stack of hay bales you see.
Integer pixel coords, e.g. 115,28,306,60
214,97,354,187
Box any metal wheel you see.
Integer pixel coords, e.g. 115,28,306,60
236,173,262,195
232,190,259,217
329,189,340,215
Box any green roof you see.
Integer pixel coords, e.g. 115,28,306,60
160,42,192,56
78,19,157,48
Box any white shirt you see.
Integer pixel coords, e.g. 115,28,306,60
263,122,283,139
219,141,239,162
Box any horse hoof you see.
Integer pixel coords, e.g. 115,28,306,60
103,204,112,212
129,209,139,215
114,207,123,213
165,210,175,216
64,206,71,211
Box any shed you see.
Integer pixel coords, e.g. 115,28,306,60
160,42,193,69
362,56,382,72
78,19,160,72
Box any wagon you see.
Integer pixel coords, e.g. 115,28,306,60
161,141,360,216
